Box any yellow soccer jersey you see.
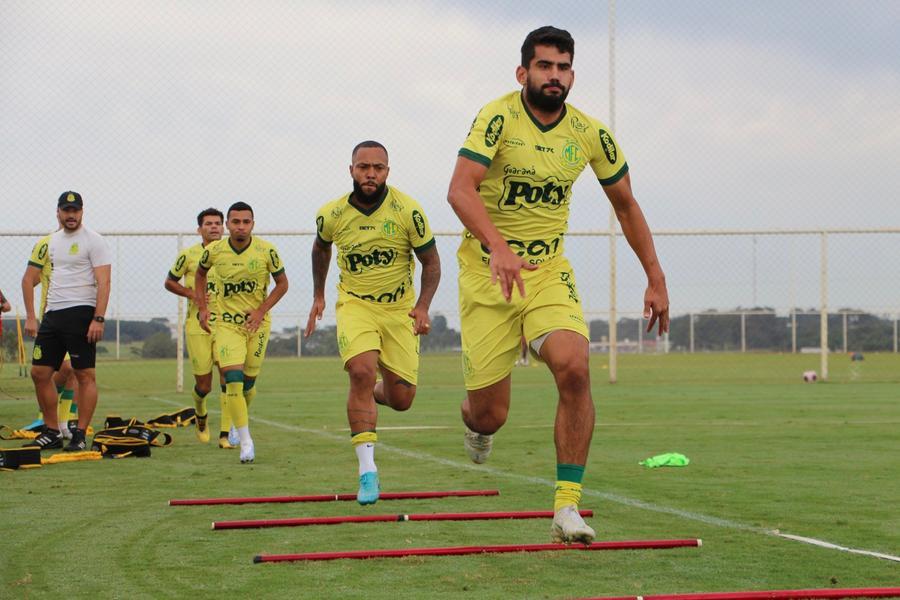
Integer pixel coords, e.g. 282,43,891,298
198,236,284,329
168,242,221,335
27,234,53,318
316,186,435,308
458,90,628,272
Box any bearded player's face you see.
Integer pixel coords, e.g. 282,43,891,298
517,44,573,113
57,207,83,231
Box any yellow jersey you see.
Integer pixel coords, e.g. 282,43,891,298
315,186,435,308
168,242,221,335
458,90,628,273
27,234,53,318
198,236,284,329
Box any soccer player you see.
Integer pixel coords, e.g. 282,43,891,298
164,208,236,447
0,289,10,313
448,27,669,544
196,201,288,463
22,191,112,452
305,141,441,505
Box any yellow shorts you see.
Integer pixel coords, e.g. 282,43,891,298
335,296,420,384
215,323,270,378
459,256,588,390
186,330,216,376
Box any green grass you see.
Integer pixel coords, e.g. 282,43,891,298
1,353,898,599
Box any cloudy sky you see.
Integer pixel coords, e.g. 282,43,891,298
3,1,899,323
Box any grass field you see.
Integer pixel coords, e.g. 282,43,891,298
1,352,898,599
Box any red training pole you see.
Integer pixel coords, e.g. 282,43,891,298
214,510,592,530
582,588,900,600
253,539,701,562
169,489,500,506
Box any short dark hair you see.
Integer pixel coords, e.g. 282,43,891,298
521,26,574,67
196,207,224,226
351,140,388,162
227,201,254,218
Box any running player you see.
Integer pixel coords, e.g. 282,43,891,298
305,141,441,505
448,27,669,544
196,201,288,463
165,208,236,447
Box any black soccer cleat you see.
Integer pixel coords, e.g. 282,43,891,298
64,428,87,452
24,427,63,450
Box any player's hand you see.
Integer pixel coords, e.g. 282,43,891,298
408,305,431,336
199,309,211,333
87,320,104,343
244,309,265,333
305,297,325,338
489,243,539,302
24,316,38,338
643,276,670,335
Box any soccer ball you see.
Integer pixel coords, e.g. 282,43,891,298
802,370,817,383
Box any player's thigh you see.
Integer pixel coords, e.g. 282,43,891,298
459,272,522,391
215,325,249,371
32,316,66,371
187,332,214,376
378,308,420,385
336,298,381,367
59,306,97,370
522,259,589,359
243,326,270,378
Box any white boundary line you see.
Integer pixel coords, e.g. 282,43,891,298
150,397,900,563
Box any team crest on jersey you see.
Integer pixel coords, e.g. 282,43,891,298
484,115,504,148
599,129,617,164
381,220,399,238
247,259,260,272
33,345,42,360
69,243,79,255
562,141,582,167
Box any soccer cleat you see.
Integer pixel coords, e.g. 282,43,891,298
64,428,87,452
218,433,236,449
550,505,596,546
357,471,380,505
23,428,63,450
227,425,240,447
60,420,73,440
23,418,45,432
464,426,494,464
239,439,255,464
195,414,210,444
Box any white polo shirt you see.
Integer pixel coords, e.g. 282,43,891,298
44,226,112,312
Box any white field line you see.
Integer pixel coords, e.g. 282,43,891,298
150,396,900,563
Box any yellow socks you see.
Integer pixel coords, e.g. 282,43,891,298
554,463,586,511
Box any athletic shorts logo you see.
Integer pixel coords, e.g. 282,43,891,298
33,345,42,360
484,115,504,148
599,129,617,164
462,351,474,378
499,175,572,212
338,333,349,354
381,220,399,238
412,211,426,238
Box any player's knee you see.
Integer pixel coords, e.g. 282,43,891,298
387,388,415,412
463,400,507,434
554,362,591,398
347,363,377,390
31,366,52,383
73,369,96,386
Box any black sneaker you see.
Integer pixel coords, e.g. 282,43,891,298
24,427,63,450
65,428,87,452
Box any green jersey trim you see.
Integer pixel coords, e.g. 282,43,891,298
167,271,181,281
598,163,629,186
458,147,491,167
413,238,436,253
315,233,332,247
272,267,285,277
521,94,568,132
228,238,251,255
27,260,43,269
348,188,388,216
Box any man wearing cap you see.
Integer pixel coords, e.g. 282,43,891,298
21,191,112,452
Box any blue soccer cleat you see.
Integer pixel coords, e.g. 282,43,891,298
357,471,380,505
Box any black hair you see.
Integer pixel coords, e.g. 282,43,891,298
521,26,574,67
351,140,388,162
196,207,224,226
227,201,254,218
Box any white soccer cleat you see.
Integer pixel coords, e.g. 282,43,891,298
550,505,596,546
464,426,494,464
239,439,255,464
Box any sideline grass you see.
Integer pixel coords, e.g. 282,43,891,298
1,353,898,599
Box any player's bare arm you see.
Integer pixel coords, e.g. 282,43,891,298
195,265,211,333
448,156,537,302
409,244,441,335
245,270,288,333
304,238,332,338
603,172,669,334
21,265,42,337
87,264,111,343
164,275,196,302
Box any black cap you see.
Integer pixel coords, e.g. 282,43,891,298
57,191,83,209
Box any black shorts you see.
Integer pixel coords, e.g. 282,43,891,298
32,305,97,370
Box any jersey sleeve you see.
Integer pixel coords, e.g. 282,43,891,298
199,242,215,271
28,236,51,269
267,243,285,276
458,100,507,168
315,204,334,245
168,248,190,280
406,200,436,253
589,123,629,186
88,234,113,267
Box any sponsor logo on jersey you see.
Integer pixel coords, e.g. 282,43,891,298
534,144,554,153
37,244,48,260
316,216,324,233
563,141,581,166
381,220,399,238
269,249,281,270
484,115,504,148
599,129,617,164
347,281,407,304
69,243,79,255
570,115,590,132
359,225,376,231
480,235,563,264
412,210,426,238
222,280,259,297
345,247,397,273
499,175,572,212
504,137,526,148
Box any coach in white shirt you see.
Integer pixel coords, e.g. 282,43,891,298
22,191,111,452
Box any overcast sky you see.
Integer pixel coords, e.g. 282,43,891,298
3,1,899,322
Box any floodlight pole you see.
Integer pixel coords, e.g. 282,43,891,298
608,0,618,383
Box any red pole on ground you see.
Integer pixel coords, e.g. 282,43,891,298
253,539,701,562
214,510,593,530
169,489,500,506
582,588,900,600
